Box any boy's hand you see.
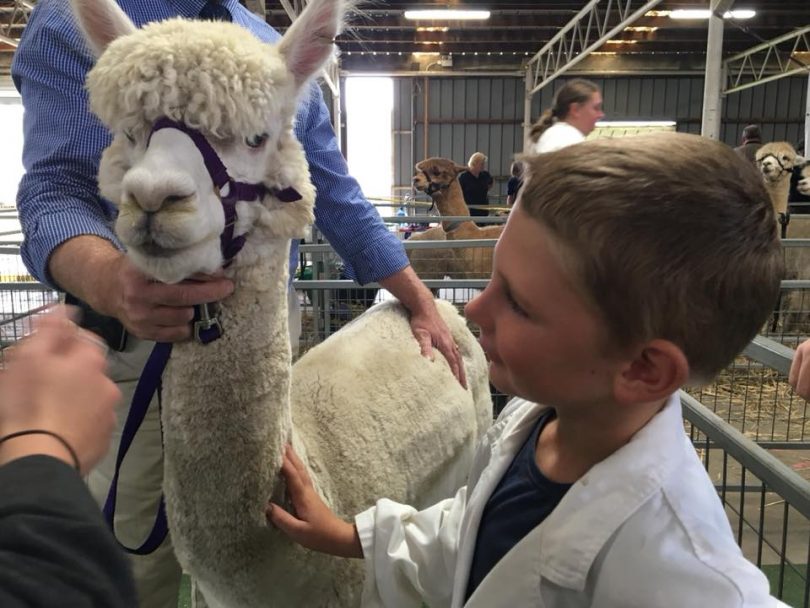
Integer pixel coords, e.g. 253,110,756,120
789,340,810,401
267,445,363,559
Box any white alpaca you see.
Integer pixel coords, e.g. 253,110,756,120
70,1,492,606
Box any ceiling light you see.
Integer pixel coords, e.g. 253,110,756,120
412,52,441,57
591,51,618,56
606,39,638,44
404,9,491,21
645,10,671,17
669,9,756,19
417,26,450,32
624,26,658,32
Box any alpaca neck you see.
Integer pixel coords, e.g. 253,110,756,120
434,181,477,232
162,236,293,552
766,177,790,215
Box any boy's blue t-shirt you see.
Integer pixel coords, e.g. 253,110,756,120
465,409,572,600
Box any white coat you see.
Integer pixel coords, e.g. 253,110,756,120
355,394,784,607
530,121,586,154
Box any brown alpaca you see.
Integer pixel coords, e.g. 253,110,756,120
409,157,503,279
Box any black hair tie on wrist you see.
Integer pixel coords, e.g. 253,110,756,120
0,430,81,471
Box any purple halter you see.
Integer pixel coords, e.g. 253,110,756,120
148,117,302,266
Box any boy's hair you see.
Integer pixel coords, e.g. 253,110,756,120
519,132,783,384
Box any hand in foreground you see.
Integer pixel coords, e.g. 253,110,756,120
789,340,810,401
0,306,121,473
103,254,234,342
409,301,467,390
266,445,363,559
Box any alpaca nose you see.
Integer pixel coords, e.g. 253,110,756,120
122,167,196,213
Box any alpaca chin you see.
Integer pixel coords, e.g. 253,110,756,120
128,239,223,283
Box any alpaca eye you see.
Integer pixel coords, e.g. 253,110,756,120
245,133,269,149
123,130,136,144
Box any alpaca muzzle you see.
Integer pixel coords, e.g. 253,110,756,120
147,117,303,267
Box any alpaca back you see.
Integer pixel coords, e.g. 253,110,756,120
291,299,492,516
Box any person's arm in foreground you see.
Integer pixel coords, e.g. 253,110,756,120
296,86,465,387
268,445,467,607
0,306,137,607
789,339,810,400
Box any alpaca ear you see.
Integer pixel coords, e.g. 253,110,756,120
278,0,347,88
70,0,136,58
454,164,468,174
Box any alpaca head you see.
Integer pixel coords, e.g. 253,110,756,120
756,142,798,184
413,157,467,198
70,0,348,283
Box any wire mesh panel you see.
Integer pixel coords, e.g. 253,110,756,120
687,355,810,447
683,393,810,607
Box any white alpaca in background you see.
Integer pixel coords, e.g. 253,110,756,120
70,0,492,606
756,142,799,237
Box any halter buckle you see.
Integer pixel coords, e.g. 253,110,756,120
193,302,223,344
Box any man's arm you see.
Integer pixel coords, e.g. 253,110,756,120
296,86,465,384
379,266,466,387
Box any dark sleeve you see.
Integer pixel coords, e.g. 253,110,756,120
484,171,494,187
458,172,471,201
0,456,137,608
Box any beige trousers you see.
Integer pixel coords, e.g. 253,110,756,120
89,290,301,608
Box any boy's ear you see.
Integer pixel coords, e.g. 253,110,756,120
613,340,689,406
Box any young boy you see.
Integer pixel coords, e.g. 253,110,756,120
268,132,786,607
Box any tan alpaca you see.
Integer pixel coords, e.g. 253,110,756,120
410,157,503,279
756,142,798,222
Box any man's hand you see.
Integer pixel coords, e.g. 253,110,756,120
789,340,810,401
379,266,467,388
101,255,234,342
0,306,121,473
50,236,234,343
267,445,363,559
408,300,467,390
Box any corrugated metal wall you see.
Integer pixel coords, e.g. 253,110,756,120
384,75,808,199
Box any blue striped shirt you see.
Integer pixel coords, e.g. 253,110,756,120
12,0,408,288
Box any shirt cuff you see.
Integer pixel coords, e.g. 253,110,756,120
21,210,122,289
342,232,409,286
354,505,377,560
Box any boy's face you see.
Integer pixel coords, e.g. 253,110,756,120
465,206,620,408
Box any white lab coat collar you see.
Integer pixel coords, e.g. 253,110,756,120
539,393,686,591
456,393,686,598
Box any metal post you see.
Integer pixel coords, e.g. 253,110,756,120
524,63,534,152
701,0,734,140
805,72,810,155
